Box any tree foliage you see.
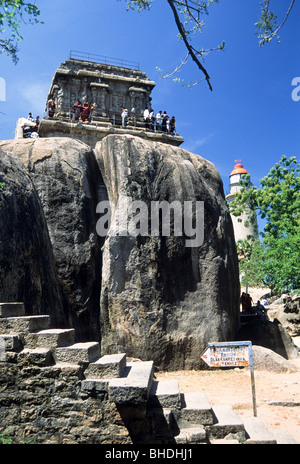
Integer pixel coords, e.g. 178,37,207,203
231,156,300,293
0,0,42,63
122,0,295,90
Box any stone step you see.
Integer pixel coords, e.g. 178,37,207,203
210,438,241,444
146,408,175,439
54,342,101,365
273,430,299,444
85,353,126,379
206,405,246,442
0,302,25,318
18,347,55,367
0,315,50,335
179,392,214,426
174,425,207,444
243,417,277,444
26,328,76,349
148,380,181,409
81,378,110,395
0,333,22,352
109,360,154,405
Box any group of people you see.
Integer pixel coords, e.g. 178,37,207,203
143,108,176,134
241,292,269,321
120,107,177,134
23,113,40,138
72,100,94,122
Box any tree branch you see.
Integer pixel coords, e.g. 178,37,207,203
167,0,213,90
264,0,295,41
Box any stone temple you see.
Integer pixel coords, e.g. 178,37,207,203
29,53,184,148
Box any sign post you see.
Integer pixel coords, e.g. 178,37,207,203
201,341,257,417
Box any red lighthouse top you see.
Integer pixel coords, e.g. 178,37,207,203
230,160,248,176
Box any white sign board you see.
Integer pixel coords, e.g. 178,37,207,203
201,343,250,367
201,341,257,416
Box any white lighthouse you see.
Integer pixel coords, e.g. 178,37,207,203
226,161,258,242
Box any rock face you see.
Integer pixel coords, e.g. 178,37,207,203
95,135,240,370
252,345,298,373
0,138,107,341
274,297,300,337
0,135,240,369
236,319,299,360
0,149,67,327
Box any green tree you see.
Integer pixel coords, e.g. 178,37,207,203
230,156,300,293
0,0,42,63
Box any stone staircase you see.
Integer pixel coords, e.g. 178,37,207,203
0,302,298,445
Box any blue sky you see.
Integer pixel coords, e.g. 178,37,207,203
0,0,299,207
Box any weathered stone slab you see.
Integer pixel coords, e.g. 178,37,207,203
85,353,126,379
206,405,246,442
243,417,277,444
0,315,50,335
18,348,54,366
26,328,75,349
109,361,154,404
210,438,240,444
174,425,207,444
0,303,25,318
273,430,298,444
180,392,214,425
0,334,22,352
81,378,109,394
149,380,181,409
54,342,101,364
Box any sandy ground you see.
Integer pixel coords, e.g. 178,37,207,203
156,288,300,444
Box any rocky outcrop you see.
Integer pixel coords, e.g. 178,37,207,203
0,135,240,369
236,319,299,360
0,149,67,327
274,296,300,337
95,135,240,370
0,138,107,341
252,345,298,373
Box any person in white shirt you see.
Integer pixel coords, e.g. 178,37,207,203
143,107,150,128
155,111,162,131
121,107,128,127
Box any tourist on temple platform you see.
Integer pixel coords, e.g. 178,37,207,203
72,100,82,121
23,113,35,137
143,107,150,129
155,111,162,131
121,107,128,127
32,116,40,132
81,101,92,122
162,111,169,132
169,116,176,134
48,99,55,117
149,109,156,130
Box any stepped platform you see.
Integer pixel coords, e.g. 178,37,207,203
38,118,184,149
0,301,298,444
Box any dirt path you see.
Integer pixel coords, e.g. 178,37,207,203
156,358,300,443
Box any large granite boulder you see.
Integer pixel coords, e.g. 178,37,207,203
0,138,107,341
0,149,67,327
95,135,240,370
274,296,300,337
1,135,240,369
